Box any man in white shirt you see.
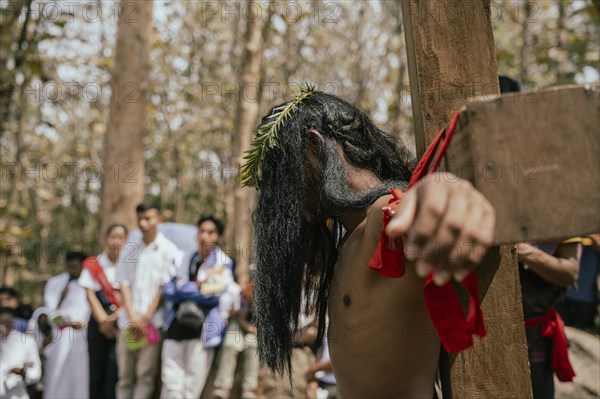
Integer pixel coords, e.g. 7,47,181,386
43,251,91,399
115,203,180,399
0,307,42,399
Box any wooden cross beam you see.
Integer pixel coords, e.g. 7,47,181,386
401,1,600,397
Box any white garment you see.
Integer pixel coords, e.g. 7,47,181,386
218,282,241,320
0,331,42,399
79,252,119,291
44,273,90,321
178,248,239,320
178,247,234,284
43,273,90,399
160,339,214,399
115,233,180,329
26,307,49,351
160,248,233,397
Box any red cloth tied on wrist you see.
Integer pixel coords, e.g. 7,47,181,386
368,189,406,278
525,308,576,382
368,111,487,353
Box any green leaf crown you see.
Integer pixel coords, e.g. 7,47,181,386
241,83,316,188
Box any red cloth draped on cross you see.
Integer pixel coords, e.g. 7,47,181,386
368,111,486,353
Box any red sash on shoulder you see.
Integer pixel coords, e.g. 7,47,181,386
368,111,486,353
525,308,575,382
83,256,122,309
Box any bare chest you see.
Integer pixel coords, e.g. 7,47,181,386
327,229,439,397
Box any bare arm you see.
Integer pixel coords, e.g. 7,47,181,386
143,289,162,323
306,359,333,384
86,288,109,324
238,310,256,335
517,242,581,287
309,359,333,373
294,318,317,347
86,288,119,338
120,282,137,320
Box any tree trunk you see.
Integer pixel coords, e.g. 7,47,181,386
232,0,267,287
100,0,153,235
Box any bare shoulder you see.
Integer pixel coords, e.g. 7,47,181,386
363,194,393,246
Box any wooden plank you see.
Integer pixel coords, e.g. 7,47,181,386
402,0,500,157
443,84,600,244
449,246,530,398
401,1,532,398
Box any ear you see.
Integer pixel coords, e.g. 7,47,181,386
307,129,324,155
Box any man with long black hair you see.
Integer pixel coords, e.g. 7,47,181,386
244,87,496,397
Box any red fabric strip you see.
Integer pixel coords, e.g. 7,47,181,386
83,256,122,309
368,189,406,278
369,111,486,353
525,309,576,382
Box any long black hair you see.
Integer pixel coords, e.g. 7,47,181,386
253,91,413,377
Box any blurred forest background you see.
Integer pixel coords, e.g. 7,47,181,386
1,0,599,306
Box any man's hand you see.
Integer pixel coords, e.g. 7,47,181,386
305,366,317,383
386,173,496,286
99,317,119,339
294,326,317,347
8,367,26,378
64,321,85,330
516,242,537,263
129,314,148,340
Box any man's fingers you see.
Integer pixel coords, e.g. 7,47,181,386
419,181,470,276
386,175,495,285
444,196,495,282
407,183,449,274
386,185,418,237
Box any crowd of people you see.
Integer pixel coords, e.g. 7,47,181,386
0,202,339,399
1,86,598,399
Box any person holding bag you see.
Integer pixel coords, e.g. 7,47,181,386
115,203,180,399
160,216,235,399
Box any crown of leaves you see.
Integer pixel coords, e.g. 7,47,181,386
241,83,316,188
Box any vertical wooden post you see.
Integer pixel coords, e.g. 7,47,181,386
401,1,532,397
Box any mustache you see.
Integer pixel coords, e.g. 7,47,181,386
320,139,407,212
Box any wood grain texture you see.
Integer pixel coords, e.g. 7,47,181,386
448,246,531,398
402,0,499,157
401,1,531,397
443,85,600,244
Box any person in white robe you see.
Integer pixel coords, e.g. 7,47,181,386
1,306,42,399
42,251,90,399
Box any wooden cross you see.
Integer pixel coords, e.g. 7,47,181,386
401,1,600,397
